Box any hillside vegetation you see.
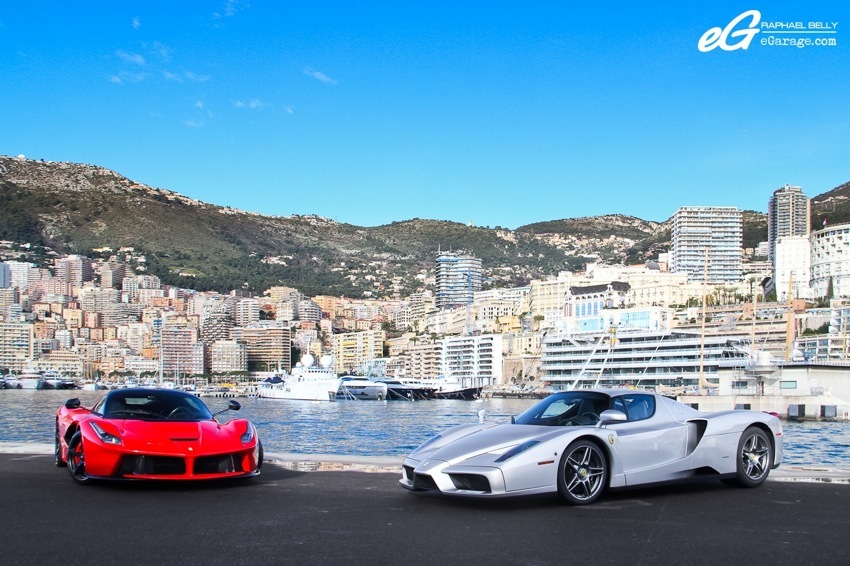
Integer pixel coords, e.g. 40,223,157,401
1,156,844,297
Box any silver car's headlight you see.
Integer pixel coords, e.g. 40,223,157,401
241,423,256,444
494,440,540,463
89,421,122,445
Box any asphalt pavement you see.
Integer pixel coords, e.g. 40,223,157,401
2,452,849,566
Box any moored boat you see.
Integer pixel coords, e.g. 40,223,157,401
18,367,44,390
258,354,341,402
373,377,435,400
337,376,388,400
424,375,482,400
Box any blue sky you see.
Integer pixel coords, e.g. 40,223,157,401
2,1,848,228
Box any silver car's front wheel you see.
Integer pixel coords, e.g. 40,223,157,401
557,440,607,505
730,426,773,488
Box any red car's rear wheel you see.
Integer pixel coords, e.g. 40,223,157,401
54,421,66,468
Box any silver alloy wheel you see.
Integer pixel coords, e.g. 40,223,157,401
558,440,607,505
740,428,771,483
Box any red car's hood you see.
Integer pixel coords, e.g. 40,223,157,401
108,419,246,453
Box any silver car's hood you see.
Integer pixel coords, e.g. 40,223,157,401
418,424,566,465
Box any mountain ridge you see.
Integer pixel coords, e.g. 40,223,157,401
1,155,846,297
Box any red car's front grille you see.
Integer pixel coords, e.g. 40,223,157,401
193,454,244,475
118,455,186,476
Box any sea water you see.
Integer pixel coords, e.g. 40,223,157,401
1,389,847,466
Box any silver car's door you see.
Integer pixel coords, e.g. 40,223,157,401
609,394,690,486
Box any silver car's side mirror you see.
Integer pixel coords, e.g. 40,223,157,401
596,409,628,427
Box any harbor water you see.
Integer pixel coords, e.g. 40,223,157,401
1,389,848,467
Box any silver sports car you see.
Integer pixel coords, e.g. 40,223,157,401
400,389,783,505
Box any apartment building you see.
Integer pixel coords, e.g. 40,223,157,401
671,206,742,283
435,253,483,310
768,184,810,266
331,329,385,374
230,322,291,372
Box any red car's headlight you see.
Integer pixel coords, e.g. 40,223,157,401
241,423,256,444
89,421,122,445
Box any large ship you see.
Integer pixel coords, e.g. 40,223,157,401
18,366,44,390
258,354,341,402
541,328,752,391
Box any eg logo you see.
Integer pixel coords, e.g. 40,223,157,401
698,9,761,52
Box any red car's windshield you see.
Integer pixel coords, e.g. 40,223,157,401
94,389,213,421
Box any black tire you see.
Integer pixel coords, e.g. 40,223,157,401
728,426,773,488
257,441,264,471
54,421,66,467
66,432,91,484
557,439,607,505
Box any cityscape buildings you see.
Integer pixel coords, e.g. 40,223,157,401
3,179,850,391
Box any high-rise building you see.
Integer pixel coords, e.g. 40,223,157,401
670,206,742,283
332,329,385,374
768,184,810,266
435,253,483,310
0,262,10,288
0,322,33,371
235,298,260,326
161,325,204,377
100,256,127,289
230,322,291,372
55,255,93,287
211,340,248,373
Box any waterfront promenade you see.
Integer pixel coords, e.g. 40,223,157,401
2,447,849,566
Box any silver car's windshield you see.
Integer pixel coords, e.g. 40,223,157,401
514,392,610,426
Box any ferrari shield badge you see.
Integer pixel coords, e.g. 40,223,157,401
608,434,615,445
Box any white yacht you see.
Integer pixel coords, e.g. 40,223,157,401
337,376,389,401
258,354,341,402
18,367,44,390
3,372,21,389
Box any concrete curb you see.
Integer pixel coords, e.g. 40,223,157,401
3,443,848,483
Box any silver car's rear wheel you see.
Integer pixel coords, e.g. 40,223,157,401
557,440,607,505
729,426,772,488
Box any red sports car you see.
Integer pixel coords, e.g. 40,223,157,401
55,388,262,483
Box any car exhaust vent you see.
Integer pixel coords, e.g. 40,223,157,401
119,455,186,476
403,465,415,481
413,473,439,491
449,474,491,492
194,454,241,474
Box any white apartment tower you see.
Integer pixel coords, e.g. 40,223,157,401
435,253,483,310
671,206,742,284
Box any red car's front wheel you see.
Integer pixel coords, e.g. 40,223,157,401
66,432,91,484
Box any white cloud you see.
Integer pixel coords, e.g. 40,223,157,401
184,71,211,82
148,41,171,63
213,0,249,20
195,101,204,109
131,17,140,30
303,68,337,85
116,50,145,66
235,99,267,109
184,119,204,128
109,71,148,84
